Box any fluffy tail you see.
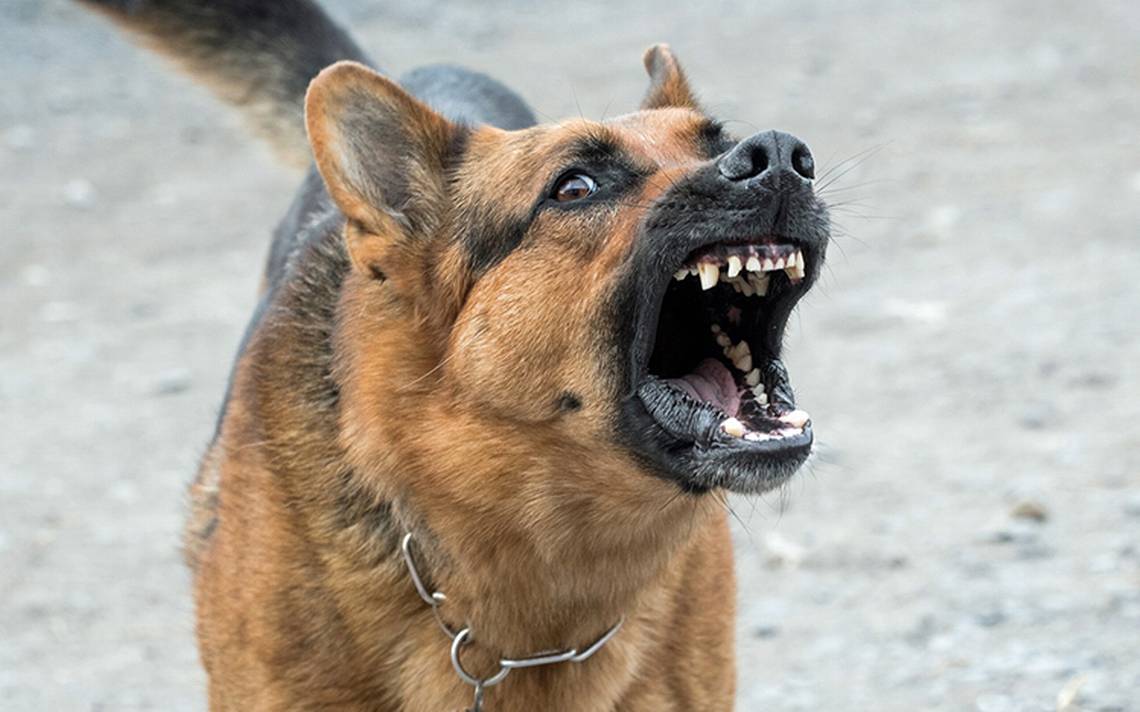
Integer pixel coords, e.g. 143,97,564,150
79,0,371,168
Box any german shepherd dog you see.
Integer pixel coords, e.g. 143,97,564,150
83,1,830,709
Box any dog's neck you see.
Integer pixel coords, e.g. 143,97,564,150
390,491,714,658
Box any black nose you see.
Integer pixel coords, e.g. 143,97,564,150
718,130,815,183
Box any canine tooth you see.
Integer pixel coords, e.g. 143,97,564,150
785,252,797,268
788,261,806,280
674,269,688,281
716,333,731,348
746,256,762,272
744,369,760,387
698,262,719,290
762,257,776,272
726,255,743,278
721,417,746,438
778,409,811,428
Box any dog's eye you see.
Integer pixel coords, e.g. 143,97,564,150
553,173,597,202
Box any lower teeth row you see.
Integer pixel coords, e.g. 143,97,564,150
710,324,767,403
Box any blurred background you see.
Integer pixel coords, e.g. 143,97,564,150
2,0,1138,709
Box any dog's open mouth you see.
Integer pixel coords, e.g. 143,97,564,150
630,237,814,493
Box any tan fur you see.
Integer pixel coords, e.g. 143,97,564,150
189,55,740,711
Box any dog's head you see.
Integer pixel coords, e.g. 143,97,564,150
305,47,829,521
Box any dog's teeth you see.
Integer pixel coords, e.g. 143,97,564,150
752,384,768,403
761,257,776,272
726,255,743,278
785,252,797,268
774,256,786,270
746,255,762,272
744,368,760,387
721,417,746,438
674,268,688,281
710,324,721,333
789,259,806,280
729,342,752,372
748,273,769,296
739,279,754,296
745,432,772,442
698,262,719,290
778,409,810,428
716,333,731,348
689,266,699,276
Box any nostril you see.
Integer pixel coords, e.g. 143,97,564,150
748,145,769,178
791,144,814,180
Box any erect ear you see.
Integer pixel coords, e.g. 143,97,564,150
305,61,458,279
641,44,700,111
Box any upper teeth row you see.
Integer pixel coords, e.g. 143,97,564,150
674,249,806,291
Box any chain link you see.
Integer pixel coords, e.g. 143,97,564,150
400,533,624,710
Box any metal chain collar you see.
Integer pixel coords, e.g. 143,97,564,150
400,533,624,711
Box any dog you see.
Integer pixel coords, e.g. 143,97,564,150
82,1,830,709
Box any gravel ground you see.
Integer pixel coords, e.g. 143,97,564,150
2,1,1138,710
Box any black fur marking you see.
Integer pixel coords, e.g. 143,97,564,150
400,65,537,130
463,210,533,276
697,120,735,160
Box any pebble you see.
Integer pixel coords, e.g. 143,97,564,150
974,610,1006,628
763,531,807,568
152,368,193,396
1009,500,1048,522
752,624,780,639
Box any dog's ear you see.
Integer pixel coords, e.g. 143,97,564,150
305,61,457,279
641,44,699,111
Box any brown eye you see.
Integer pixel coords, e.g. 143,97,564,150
553,173,597,202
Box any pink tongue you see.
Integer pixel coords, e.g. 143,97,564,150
666,358,741,417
